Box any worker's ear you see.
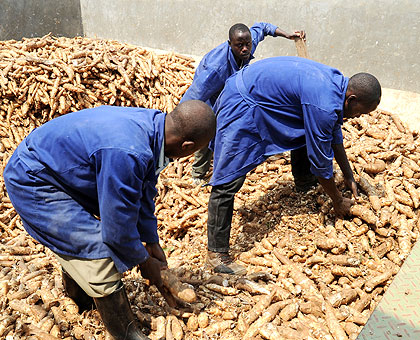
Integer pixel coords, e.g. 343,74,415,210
344,94,357,109
346,94,357,104
181,141,195,153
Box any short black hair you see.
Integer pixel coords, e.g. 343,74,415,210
170,100,216,144
229,23,251,41
348,73,381,104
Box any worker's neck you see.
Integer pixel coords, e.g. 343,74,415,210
235,56,244,69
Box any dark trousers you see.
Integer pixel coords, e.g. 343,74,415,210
291,145,313,180
207,175,246,252
207,145,313,252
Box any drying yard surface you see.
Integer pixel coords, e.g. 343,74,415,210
0,35,419,340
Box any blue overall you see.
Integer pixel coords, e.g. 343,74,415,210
207,56,348,252
181,22,278,179
210,56,348,186
180,22,278,107
4,106,166,273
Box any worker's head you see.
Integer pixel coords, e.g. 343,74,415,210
164,100,216,158
343,73,381,119
228,23,252,64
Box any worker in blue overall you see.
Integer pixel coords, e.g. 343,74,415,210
4,101,216,340
206,56,381,274
180,22,305,185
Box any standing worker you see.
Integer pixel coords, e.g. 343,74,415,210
181,22,305,185
4,101,216,340
206,56,381,275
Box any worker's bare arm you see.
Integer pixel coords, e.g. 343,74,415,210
274,28,306,40
332,143,359,197
317,176,354,216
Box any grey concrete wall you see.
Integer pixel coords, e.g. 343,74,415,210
0,1,418,93
80,0,419,94
0,0,83,40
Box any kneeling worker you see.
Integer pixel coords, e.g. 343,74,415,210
206,56,381,275
4,101,216,340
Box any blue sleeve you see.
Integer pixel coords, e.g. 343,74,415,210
332,121,344,145
137,180,159,244
94,148,155,272
302,104,339,179
180,66,225,104
250,22,278,51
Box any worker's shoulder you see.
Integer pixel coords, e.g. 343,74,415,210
200,41,229,64
250,21,274,28
92,142,155,166
197,42,231,73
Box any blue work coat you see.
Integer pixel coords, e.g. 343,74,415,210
180,22,278,107
4,106,166,272
210,56,348,186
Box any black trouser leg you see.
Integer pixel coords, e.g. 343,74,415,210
291,145,312,178
291,146,317,191
207,175,246,252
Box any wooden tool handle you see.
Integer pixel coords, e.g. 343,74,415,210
294,37,309,59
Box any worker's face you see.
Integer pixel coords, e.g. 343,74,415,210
229,31,252,62
343,96,380,119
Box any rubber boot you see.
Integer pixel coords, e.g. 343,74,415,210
94,285,150,340
62,270,94,313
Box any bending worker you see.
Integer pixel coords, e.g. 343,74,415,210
206,56,381,275
181,22,305,185
4,101,216,340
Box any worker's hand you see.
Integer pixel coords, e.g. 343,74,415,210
344,177,359,198
332,197,354,217
139,256,164,288
145,243,168,269
140,247,178,307
288,30,306,41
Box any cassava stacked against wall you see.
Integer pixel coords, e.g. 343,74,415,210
0,33,193,155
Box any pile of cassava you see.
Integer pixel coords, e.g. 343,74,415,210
0,35,419,340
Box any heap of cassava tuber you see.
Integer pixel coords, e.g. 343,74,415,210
0,35,419,340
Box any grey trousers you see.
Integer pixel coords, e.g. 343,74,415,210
53,252,122,297
192,145,213,179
